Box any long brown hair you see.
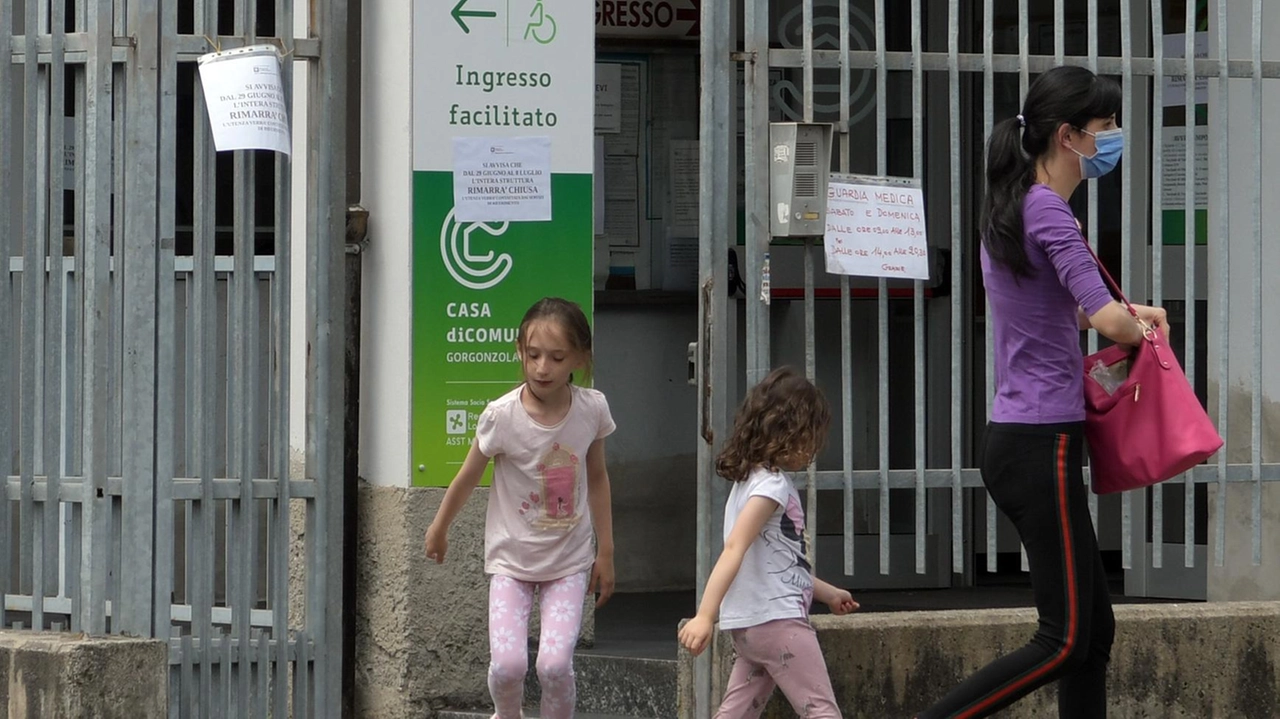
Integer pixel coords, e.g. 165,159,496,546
517,297,594,382
715,367,831,482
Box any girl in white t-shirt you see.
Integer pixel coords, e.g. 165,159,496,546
425,297,617,719
679,367,858,719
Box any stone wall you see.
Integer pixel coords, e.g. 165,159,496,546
679,602,1280,718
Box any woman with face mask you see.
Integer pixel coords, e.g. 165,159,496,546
914,67,1167,719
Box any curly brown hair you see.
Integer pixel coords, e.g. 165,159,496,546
715,367,831,482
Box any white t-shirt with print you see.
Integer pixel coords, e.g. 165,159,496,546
718,466,813,630
474,384,616,583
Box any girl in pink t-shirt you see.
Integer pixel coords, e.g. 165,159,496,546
425,297,617,719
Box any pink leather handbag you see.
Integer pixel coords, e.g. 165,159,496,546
1081,246,1224,494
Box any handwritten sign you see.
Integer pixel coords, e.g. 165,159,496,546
822,176,929,280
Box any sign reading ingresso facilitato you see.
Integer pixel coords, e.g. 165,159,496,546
412,0,594,486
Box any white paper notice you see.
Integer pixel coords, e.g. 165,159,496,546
594,136,606,236
604,64,641,157
662,236,699,292
452,136,552,222
604,156,640,246
1160,126,1209,211
823,180,929,280
669,140,699,235
197,45,291,155
596,63,623,134
1162,33,1209,107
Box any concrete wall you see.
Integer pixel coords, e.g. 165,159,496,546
0,631,167,719
678,602,1280,718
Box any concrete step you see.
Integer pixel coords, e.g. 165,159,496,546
523,652,677,718
440,650,676,719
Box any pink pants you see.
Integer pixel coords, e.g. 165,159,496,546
714,617,841,719
487,571,588,719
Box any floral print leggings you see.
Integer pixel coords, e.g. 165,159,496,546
487,571,589,719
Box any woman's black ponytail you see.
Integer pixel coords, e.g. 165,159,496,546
980,66,1123,278
981,117,1037,278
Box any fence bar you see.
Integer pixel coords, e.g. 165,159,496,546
837,0,854,576
1018,0,1029,97
982,0,997,575
272,0,296,712
227,0,256,699
256,629,270,717
230,100,261,719
63,0,86,609
743,0,770,388
1171,0,1196,571
803,240,817,566
1118,0,1135,571
192,0,219,708
154,0,180,642
29,0,53,627
312,0,351,707
874,0,890,576
911,0,926,576
801,0,813,125
19,0,43,610
121,0,162,636
1251,0,1263,566
947,0,963,574
1179,0,1197,569
180,633,195,719
44,0,69,615
1084,0,1100,528
78,0,113,636
1148,0,1166,569
220,628,233,717
1213,0,1231,568
694,0,733,710
0,0,12,633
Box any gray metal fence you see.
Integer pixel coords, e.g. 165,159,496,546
696,0,1276,712
1,0,348,716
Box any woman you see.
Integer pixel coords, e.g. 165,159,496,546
917,66,1167,718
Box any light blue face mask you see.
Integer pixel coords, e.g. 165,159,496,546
1073,128,1124,179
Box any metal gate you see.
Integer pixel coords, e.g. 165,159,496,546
695,0,1278,712
1,0,349,715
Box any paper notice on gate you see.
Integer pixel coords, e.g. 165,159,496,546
822,174,929,280
197,45,292,155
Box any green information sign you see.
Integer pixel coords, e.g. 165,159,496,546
411,0,594,486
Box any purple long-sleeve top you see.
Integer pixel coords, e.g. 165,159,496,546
982,184,1115,424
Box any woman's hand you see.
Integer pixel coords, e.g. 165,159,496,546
679,615,715,656
1131,304,1168,336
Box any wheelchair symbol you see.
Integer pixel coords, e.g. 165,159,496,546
524,0,556,44
440,210,514,290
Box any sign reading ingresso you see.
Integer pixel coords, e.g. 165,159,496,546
412,0,594,486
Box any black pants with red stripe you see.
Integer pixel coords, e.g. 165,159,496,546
918,422,1115,719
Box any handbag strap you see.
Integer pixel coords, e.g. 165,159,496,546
1079,236,1139,321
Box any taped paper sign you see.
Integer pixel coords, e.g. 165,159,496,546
822,175,929,280
197,44,291,155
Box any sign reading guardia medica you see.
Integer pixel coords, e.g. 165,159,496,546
412,0,593,486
